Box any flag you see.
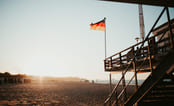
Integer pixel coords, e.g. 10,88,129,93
90,18,105,31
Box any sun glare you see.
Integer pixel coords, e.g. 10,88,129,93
21,56,68,77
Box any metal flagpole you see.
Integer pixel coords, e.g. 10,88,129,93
104,17,107,58
104,17,112,93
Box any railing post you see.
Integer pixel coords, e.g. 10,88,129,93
166,6,174,49
110,57,113,69
133,46,138,91
119,53,122,65
104,60,106,71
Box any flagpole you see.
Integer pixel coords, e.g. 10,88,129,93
104,17,112,94
90,17,112,94
104,17,107,58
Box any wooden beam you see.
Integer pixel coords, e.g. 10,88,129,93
101,0,174,7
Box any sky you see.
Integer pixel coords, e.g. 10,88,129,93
0,0,174,80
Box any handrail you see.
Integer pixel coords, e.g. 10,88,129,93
104,40,143,60
104,7,168,106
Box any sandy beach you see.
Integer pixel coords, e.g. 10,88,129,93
0,82,110,106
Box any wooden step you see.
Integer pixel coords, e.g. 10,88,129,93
151,89,174,94
142,99,174,103
145,94,174,99
142,94,174,104
139,100,174,106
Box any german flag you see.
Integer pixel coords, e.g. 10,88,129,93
90,18,105,31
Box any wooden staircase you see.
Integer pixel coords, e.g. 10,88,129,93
124,50,174,106
139,73,174,106
104,7,174,106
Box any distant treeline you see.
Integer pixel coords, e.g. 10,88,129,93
0,72,90,84
0,72,31,84
0,72,27,77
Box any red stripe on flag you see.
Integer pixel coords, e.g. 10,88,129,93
90,19,105,31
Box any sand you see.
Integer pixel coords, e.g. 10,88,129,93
0,82,110,106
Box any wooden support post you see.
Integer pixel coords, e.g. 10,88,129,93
122,71,127,102
109,58,112,93
120,52,125,94
120,52,127,102
107,58,112,106
133,62,138,90
109,73,112,92
133,47,138,91
166,6,174,49
119,53,126,101
109,73,112,106
147,40,153,74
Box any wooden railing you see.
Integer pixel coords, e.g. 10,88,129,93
104,33,171,72
104,7,174,106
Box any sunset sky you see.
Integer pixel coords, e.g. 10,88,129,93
0,0,174,80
